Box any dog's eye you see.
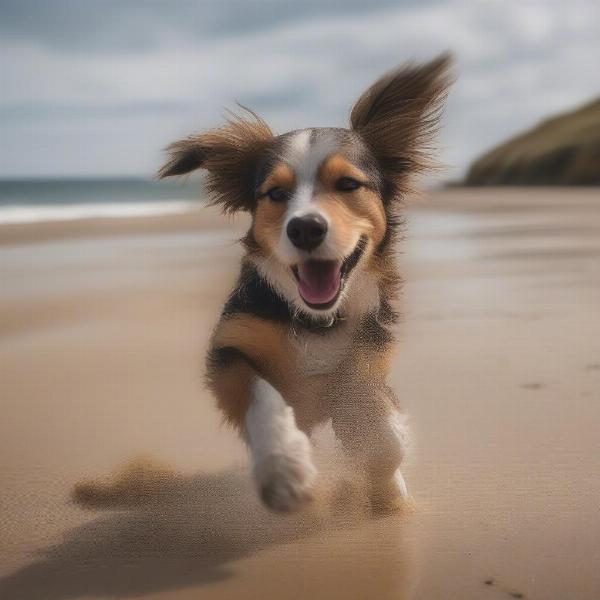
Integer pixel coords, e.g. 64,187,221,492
335,177,363,192
266,187,288,202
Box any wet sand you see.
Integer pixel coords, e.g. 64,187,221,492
1,188,599,599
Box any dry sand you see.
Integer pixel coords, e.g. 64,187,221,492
1,188,599,600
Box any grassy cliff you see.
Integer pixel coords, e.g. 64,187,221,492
465,98,600,185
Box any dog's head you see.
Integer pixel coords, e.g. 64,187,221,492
160,55,452,318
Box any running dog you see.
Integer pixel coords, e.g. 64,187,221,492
159,54,452,513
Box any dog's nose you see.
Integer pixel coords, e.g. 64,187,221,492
286,214,328,251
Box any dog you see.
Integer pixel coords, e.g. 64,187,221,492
159,55,452,513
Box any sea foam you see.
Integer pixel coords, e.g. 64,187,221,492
0,200,197,225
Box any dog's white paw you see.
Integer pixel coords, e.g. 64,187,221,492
254,436,317,513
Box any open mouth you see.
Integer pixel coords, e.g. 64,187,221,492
291,236,367,310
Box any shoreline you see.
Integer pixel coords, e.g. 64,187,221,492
0,205,248,246
2,186,600,247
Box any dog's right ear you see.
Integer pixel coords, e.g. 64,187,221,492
158,111,274,213
350,53,453,190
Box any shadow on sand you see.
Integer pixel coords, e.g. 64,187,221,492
0,461,416,599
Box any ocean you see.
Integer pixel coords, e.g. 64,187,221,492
0,178,203,224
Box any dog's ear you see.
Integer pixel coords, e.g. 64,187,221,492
350,53,453,188
158,110,274,213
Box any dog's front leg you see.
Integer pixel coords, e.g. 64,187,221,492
331,384,409,511
245,378,317,513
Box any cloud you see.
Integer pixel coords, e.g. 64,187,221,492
1,0,598,178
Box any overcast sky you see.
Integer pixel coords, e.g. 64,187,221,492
1,0,598,180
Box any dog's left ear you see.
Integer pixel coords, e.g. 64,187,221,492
351,53,453,188
158,110,274,213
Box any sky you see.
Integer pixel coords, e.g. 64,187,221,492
1,0,599,180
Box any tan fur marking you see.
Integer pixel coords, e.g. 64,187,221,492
207,315,295,429
317,155,387,248
211,315,295,391
258,163,296,195
353,344,394,378
207,359,256,430
253,199,287,253
366,248,400,290
207,315,340,431
304,155,386,254
253,164,297,253
319,154,369,188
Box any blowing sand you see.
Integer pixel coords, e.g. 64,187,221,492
1,188,599,600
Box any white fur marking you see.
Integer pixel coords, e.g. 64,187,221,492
387,412,409,498
276,130,351,265
393,469,409,499
245,378,317,512
284,129,338,217
388,411,410,456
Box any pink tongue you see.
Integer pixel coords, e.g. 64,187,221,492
297,261,341,305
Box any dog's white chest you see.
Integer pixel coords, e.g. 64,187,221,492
291,327,351,376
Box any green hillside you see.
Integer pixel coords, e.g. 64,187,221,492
465,98,600,185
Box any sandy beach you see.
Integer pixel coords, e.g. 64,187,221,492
1,187,599,600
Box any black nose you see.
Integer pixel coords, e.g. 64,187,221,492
286,214,328,251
